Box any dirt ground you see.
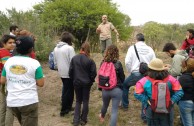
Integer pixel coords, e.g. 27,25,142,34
13,52,181,126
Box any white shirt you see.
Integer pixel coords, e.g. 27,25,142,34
10,32,15,36
125,41,156,73
2,56,43,107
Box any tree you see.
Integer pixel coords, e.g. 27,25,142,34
143,22,165,51
33,0,132,49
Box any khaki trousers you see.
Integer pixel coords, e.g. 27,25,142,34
10,103,38,126
0,90,14,126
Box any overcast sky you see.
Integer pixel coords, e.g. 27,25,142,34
0,0,193,26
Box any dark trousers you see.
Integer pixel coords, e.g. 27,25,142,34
73,86,91,124
145,106,174,126
10,103,38,126
61,78,74,113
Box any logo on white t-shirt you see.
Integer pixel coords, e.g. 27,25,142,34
10,65,27,75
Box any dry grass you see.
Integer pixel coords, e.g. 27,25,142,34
13,51,181,126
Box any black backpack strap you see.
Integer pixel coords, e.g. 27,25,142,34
134,45,140,62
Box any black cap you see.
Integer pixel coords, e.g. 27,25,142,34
16,36,34,53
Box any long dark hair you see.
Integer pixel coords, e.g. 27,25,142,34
147,69,169,80
104,44,119,62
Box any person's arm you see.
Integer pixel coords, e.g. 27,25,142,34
1,67,6,85
169,76,184,103
113,28,119,36
69,47,75,61
36,78,44,87
35,66,44,87
168,55,183,76
125,47,133,73
134,79,149,104
181,39,188,50
110,22,119,36
0,76,6,85
96,25,101,34
90,60,97,82
118,61,125,83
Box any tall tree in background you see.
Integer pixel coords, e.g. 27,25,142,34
33,0,132,48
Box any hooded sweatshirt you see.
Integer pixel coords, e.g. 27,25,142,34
54,42,75,78
168,50,188,77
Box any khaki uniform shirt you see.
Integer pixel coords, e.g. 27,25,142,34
97,22,115,40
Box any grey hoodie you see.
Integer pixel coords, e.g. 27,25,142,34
168,50,188,77
54,42,75,78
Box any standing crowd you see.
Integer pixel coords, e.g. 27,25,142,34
0,15,194,126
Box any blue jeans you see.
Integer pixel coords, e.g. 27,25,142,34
101,87,122,126
122,72,145,120
178,100,194,126
145,105,174,126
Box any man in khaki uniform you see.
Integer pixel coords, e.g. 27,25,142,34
96,15,119,54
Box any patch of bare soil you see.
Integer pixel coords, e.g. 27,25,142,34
13,52,181,126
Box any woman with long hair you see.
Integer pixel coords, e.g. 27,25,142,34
178,58,194,126
69,42,97,126
99,44,125,126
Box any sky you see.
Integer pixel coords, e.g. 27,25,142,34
0,0,193,26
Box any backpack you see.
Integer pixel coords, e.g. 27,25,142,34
48,51,57,70
134,45,149,75
147,76,172,113
98,62,117,90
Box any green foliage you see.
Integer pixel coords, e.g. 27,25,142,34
33,0,132,50
0,11,11,35
142,22,194,51
143,22,165,50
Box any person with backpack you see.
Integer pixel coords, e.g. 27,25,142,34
0,36,44,126
178,57,194,126
181,29,194,54
134,58,184,126
0,35,16,126
53,31,75,117
69,42,96,126
122,33,155,122
98,44,125,126
96,15,119,55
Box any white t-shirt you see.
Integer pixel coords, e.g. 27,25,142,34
2,56,44,107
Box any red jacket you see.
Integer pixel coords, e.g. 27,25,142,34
181,38,194,50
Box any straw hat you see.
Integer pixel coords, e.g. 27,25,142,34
148,58,165,71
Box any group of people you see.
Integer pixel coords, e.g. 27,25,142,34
0,25,44,126
1,16,194,126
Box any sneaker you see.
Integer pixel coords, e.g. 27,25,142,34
60,110,69,117
80,120,87,126
71,121,79,126
99,114,104,123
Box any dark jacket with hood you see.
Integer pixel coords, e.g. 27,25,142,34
69,53,97,87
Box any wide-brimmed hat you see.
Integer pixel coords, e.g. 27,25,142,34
148,58,165,71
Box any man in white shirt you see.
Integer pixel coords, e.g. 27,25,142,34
122,33,156,122
9,25,19,36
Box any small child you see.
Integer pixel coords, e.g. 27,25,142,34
134,58,183,126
